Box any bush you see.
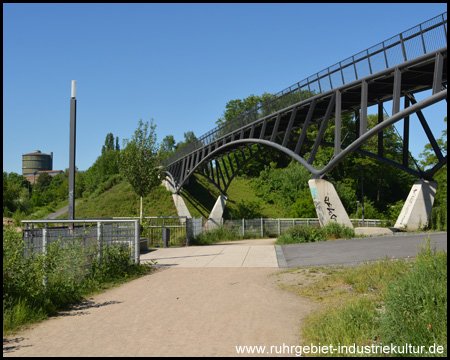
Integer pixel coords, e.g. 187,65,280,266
276,222,355,244
322,222,355,240
277,225,326,244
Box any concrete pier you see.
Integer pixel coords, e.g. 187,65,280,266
394,179,437,231
308,178,353,229
205,194,228,231
163,178,192,219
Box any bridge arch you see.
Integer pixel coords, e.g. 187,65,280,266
166,88,447,195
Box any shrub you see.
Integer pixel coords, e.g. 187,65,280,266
322,222,355,240
277,225,326,244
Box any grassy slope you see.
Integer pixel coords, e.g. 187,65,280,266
58,174,287,220
58,182,178,218
180,173,288,219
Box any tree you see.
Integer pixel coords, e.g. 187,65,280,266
119,119,164,220
419,117,447,169
175,131,198,151
102,133,115,154
160,135,177,160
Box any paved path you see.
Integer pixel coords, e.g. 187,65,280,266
43,200,81,219
278,231,447,268
141,239,278,267
141,232,447,269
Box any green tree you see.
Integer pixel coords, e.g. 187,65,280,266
34,172,52,193
175,131,198,151
102,133,115,154
160,134,177,160
119,119,164,220
419,117,447,169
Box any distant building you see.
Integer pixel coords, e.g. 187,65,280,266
22,150,63,183
23,170,64,184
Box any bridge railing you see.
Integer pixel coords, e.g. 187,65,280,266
163,12,447,166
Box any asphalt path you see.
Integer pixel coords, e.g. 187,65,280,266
277,231,447,268
43,200,80,219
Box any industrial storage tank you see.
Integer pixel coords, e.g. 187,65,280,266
22,150,53,174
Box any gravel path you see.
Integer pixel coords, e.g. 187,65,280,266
3,267,317,357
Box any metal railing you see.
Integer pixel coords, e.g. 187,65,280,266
221,218,388,238
163,12,447,166
21,219,140,286
113,216,200,247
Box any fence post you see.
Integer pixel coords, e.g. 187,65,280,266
135,220,140,264
185,218,189,247
278,218,281,236
242,218,245,237
261,218,264,238
42,227,48,287
97,222,102,267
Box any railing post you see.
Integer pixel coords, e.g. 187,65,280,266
261,218,264,238
42,227,48,287
97,222,102,267
278,218,281,236
135,220,140,264
242,218,245,237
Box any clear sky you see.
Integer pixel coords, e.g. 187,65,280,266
3,3,447,174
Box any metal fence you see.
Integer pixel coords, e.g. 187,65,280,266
163,12,447,166
221,218,387,238
21,219,140,285
114,216,203,247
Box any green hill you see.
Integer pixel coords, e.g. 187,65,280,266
180,174,289,219
56,174,287,220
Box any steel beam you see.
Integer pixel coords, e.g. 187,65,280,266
334,90,341,157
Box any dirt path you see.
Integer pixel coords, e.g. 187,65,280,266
3,267,317,357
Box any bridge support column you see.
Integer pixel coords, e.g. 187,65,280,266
162,177,192,220
308,179,353,229
394,179,437,231
205,194,228,231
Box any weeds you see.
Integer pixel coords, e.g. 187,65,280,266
276,222,355,244
292,235,447,357
3,226,152,335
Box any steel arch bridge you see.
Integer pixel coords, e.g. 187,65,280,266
163,13,447,196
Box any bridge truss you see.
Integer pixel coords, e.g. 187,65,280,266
163,13,447,195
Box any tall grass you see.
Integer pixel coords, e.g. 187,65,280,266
190,226,243,245
276,222,355,244
380,238,447,355
3,226,152,335
298,236,447,357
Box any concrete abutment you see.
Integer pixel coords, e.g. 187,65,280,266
308,178,353,229
394,179,437,231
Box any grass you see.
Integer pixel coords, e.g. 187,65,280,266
57,182,178,219
180,173,291,219
276,236,447,357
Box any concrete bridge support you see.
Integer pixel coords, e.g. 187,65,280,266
205,194,228,231
163,178,192,220
308,178,353,229
394,179,437,231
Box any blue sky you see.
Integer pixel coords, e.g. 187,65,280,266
3,3,447,174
